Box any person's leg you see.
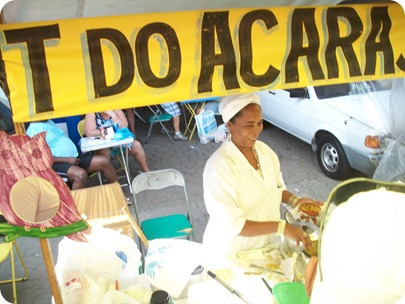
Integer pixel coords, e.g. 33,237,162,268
82,154,118,184
53,162,88,190
96,148,111,160
129,140,150,172
172,115,188,140
66,166,88,190
172,115,181,133
125,108,136,135
161,102,187,140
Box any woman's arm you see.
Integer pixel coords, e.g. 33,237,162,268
107,110,128,128
240,219,312,249
83,113,100,137
282,190,324,208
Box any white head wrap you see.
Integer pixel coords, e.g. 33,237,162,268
219,93,261,123
311,188,405,304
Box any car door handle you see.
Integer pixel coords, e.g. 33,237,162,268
269,90,276,95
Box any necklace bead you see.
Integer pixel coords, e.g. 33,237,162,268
252,147,260,170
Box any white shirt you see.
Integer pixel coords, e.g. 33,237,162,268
203,139,286,256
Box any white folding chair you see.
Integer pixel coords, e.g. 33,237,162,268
131,169,195,258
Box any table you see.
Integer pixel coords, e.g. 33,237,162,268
180,97,220,141
80,136,134,193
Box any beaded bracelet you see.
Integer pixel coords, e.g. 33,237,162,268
277,220,286,239
288,194,301,208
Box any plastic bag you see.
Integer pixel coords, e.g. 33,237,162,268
114,127,135,140
100,290,139,304
214,123,228,143
144,239,206,299
195,110,217,144
373,133,405,183
55,226,142,303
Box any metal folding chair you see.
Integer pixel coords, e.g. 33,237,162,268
145,105,174,144
131,169,195,259
0,239,29,304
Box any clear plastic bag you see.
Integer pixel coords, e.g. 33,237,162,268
373,133,405,182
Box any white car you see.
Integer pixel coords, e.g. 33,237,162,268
258,80,392,180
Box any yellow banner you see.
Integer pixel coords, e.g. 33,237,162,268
1,3,404,122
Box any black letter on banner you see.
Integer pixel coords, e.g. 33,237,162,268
286,8,324,83
135,23,180,88
198,12,239,93
239,10,280,86
325,7,362,78
4,25,60,113
364,6,395,75
397,54,405,71
87,28,134,97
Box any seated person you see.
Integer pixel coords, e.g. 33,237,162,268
26,120,118,190
305,188,405,303
161,102,188,141
84,110,150,173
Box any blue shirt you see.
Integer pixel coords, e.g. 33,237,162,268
26,120,78,157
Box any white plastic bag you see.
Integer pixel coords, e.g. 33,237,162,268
214,123,228,143
55,226,142,303
144,239,206,299
195,110,217,144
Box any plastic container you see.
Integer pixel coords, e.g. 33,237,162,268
149,290,173,304
272,282,310,304
178,265,205,298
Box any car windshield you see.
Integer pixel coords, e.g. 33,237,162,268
314,80,392,100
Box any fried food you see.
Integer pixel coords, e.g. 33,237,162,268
299,203,322,217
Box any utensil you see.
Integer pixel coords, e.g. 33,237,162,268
207,270,251,304
262,277,273,294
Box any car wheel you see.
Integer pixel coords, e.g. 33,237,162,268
316,134,351,180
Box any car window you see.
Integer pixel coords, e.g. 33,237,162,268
314,80,392,100
313,83,351,99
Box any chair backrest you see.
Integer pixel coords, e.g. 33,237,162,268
72,181,148,248
131,169,194,228
77,119,85,137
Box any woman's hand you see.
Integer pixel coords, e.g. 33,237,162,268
284,223,312,250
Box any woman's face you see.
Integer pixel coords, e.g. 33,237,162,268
227,103,263,151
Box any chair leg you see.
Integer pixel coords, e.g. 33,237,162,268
10,247,17,304
145,121,155,144
0,241,29,304
13,242,29,283
97,172,103,185
156,120,174,144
